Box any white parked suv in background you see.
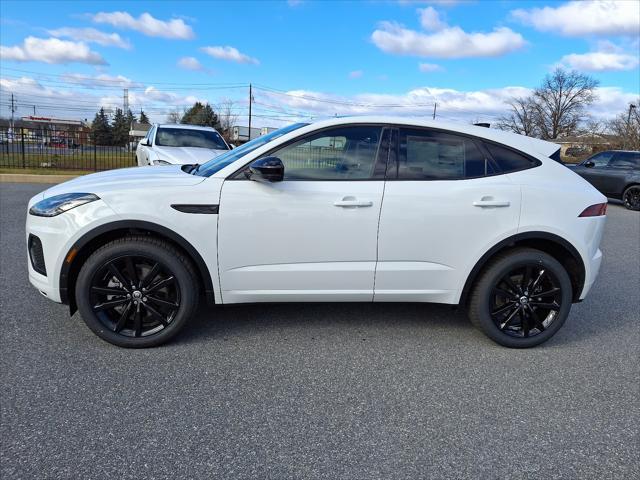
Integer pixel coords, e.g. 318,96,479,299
26,117,607,348
136,123,230,166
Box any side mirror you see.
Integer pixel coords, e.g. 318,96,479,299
140,139,150,147
584,160,595,168
246,156,284,183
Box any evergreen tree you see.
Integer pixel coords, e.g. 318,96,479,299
181,102,221,129
139,110,150,124
91,107,112,146
111,108,130,147
126,109,137,127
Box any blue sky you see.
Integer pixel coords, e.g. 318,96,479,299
1,0,638,127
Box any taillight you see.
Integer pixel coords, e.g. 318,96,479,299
579,203,607,217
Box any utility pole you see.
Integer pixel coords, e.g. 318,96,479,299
248,83,253,141
123,88,129,113
432,102,437,120
625,104,636,149
33,105,36,116
10,93,16,132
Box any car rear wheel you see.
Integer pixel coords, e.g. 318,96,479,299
75,236,199,348
468,248,572,348
622,185,640,211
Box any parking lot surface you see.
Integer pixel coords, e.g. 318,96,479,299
1,182,638,479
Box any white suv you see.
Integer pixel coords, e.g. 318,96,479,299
26,117,607,348
136,124,229,166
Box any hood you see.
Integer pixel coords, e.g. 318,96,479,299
153,146,226,164
42,165,205,199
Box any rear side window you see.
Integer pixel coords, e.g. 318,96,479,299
395,128,493,180
484,142,537,173
610,152,639,168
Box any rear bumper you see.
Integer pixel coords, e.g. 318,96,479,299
579,247,603,300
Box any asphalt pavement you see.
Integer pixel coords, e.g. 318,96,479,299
1,182,638,479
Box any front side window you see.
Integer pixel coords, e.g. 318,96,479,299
394,128,491,180
267,126,383,180
584,151,614,168
155,128,228,150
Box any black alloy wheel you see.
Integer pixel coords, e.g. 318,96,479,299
468,248,572,348
89,255,180,338
76,236,199,348
490,265,562,338
623,185,640,211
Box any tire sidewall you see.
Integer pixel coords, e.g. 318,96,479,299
76,239,198,348
623,186,640,211
473,250,573,348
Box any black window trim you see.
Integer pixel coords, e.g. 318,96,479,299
225,122,542,181
227,123,391,182
386,126,504,181
480,137,542,176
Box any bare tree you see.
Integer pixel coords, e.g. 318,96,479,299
217,99,238,141
496,96,538,136
166,108,182,124
606,101,640,150
532,68,599,140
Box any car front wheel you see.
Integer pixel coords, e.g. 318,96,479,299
468,248,573,348
622,185,640,211
75,236,199,348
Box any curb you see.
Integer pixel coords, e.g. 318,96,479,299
0,174,81,184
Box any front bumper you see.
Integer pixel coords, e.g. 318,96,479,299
26,198,119,304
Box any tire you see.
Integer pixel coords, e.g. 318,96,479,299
622,185,640,211
75,236,199,348
468,248,573,348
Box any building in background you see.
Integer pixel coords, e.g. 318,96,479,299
231,125,263,143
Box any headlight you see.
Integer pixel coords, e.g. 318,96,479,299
152,159,171,165
29,193,100,217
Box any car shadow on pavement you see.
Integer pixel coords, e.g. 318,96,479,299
176,302,474,346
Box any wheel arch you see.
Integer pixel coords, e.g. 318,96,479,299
60,220,215,314
460,231,586,305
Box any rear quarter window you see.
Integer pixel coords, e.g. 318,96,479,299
484,142,539,173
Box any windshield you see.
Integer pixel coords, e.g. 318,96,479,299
195,122,308,177
156,127,228,150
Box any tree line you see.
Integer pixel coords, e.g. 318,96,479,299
91,108,149,146
90,100,238,146
496,67,639,150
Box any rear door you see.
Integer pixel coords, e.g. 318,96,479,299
600,152,640,196
375,128,521,304
217,125,390,303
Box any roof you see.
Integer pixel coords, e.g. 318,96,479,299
155,123,219,132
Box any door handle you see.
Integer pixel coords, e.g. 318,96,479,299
334,196,373,208
473,197,510,208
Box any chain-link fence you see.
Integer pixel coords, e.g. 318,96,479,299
0,127,137,171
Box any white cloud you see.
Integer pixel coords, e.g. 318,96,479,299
418,62,443,72
61,73,143,88
91,11,194,40
561,51,639,72
177,56,204,71
371,9,526,58
201,46,259,65
0,37,106,64
512,1,640,37
0,75,206,123
48,27,130,49
419,7,446,30
254,84,637,125
348,70,364,79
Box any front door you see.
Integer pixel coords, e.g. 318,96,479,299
217,125,389,303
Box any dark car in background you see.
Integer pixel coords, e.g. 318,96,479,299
569,150,640,210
